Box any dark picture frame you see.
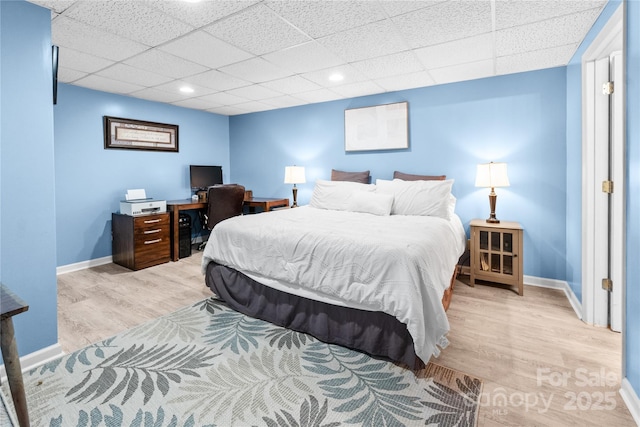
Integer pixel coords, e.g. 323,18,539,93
104,116,179,152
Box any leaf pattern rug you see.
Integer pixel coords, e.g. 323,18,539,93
2,298,482,427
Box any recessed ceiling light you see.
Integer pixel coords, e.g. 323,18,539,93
180,86,194,94
329,73,344,82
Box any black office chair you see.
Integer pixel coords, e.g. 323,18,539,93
199,184,245,250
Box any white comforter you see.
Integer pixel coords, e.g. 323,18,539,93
202,206,466,362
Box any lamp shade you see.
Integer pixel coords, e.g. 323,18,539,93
475,162,510,188
284,166,306,184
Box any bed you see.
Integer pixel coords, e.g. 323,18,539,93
201,177,466,369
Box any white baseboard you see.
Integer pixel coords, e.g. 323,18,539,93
524,275,583,320
57,256,112,275
621,378,640,426
0,343,64,382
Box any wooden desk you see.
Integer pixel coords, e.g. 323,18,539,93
0,284,30,427
244,197,289,213
166,199,207,262
167,196,290,261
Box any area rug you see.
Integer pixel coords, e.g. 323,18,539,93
2,298,482,426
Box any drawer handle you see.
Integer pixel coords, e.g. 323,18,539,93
143,229,162,234
144,219,161,224
144,238,162,245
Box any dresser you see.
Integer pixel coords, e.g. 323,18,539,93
112,212,171,270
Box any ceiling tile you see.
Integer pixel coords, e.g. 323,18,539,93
262,95,306,109
219,57,293,84
63,1,193,46
295,88,344,104
205,4,311,56
495,0,607,31
351,51,424,80
225,85,283,101
129,88,186,104
52,16,148,62
496,9,604,57
374,71,435,92
171,98,221,111
265,0,388,38
497,44,579,76
124,50,208,80
414,33,494,70
97,64,172,87
318,19,409,63
379,1,445,18
59,47,114,73
57,67,88,83
152,80,217,98
207,105,249,116
262,41,346,74
331,81,385,98
158,30,253,69
73,74,145,95
300,64,368,87
182,70,252,92
145,0,259,29
233,100,275,113
198,91,250,106
29,0,76,14
393,0,492,48
261,75,322,94
430,59,495,85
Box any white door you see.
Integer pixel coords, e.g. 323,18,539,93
609,51,624,333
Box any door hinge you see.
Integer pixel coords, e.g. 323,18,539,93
602,278,613,292
602,180,614,194
603,81,614,95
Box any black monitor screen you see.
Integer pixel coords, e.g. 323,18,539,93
190,165,223,190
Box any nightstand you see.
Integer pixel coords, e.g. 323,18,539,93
470,219,523,295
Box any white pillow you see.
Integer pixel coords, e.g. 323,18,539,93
309,179,376,211
375,178,454,218
346,191,393,216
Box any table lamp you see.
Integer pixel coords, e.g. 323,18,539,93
284,166,306,207
475,161,510,223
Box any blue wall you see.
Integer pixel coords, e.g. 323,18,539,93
565,0,622,303
230,68,568,281
54,84,230,266
625,0,640,404
0,0,58,355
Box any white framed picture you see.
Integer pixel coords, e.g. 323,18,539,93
344,101,409,152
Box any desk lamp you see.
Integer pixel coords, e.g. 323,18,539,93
475,162,510,223
284,166,306,207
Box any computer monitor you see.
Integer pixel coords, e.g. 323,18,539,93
190,165,223,190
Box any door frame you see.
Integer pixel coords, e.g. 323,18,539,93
580,5,624,327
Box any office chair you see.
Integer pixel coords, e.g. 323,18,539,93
199,184,245,250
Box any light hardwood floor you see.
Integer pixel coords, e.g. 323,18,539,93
57,252,636,426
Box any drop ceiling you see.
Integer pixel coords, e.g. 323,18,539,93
30,0,608,116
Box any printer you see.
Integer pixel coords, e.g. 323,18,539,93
119,189,166,216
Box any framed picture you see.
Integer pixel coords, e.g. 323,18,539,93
104,116,179,152
344,101,408,152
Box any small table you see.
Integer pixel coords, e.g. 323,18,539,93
166,199,208,262
244,197,290,213
0,284,30,427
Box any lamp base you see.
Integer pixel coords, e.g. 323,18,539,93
291,186,298,208
486,217,500,224
486,191,500,223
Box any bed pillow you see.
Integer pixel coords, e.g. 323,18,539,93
346,191,394,216
310,179,375,211
375,178,454,218
331,169,371,184
393,171,446,181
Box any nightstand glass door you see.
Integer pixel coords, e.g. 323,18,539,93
478,230,515,277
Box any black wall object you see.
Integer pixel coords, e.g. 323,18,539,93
52,45,59,105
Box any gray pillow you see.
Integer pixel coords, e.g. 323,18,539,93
331,169,370,184
393,171,446,181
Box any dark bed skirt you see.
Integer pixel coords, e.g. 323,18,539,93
205,261,425,370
